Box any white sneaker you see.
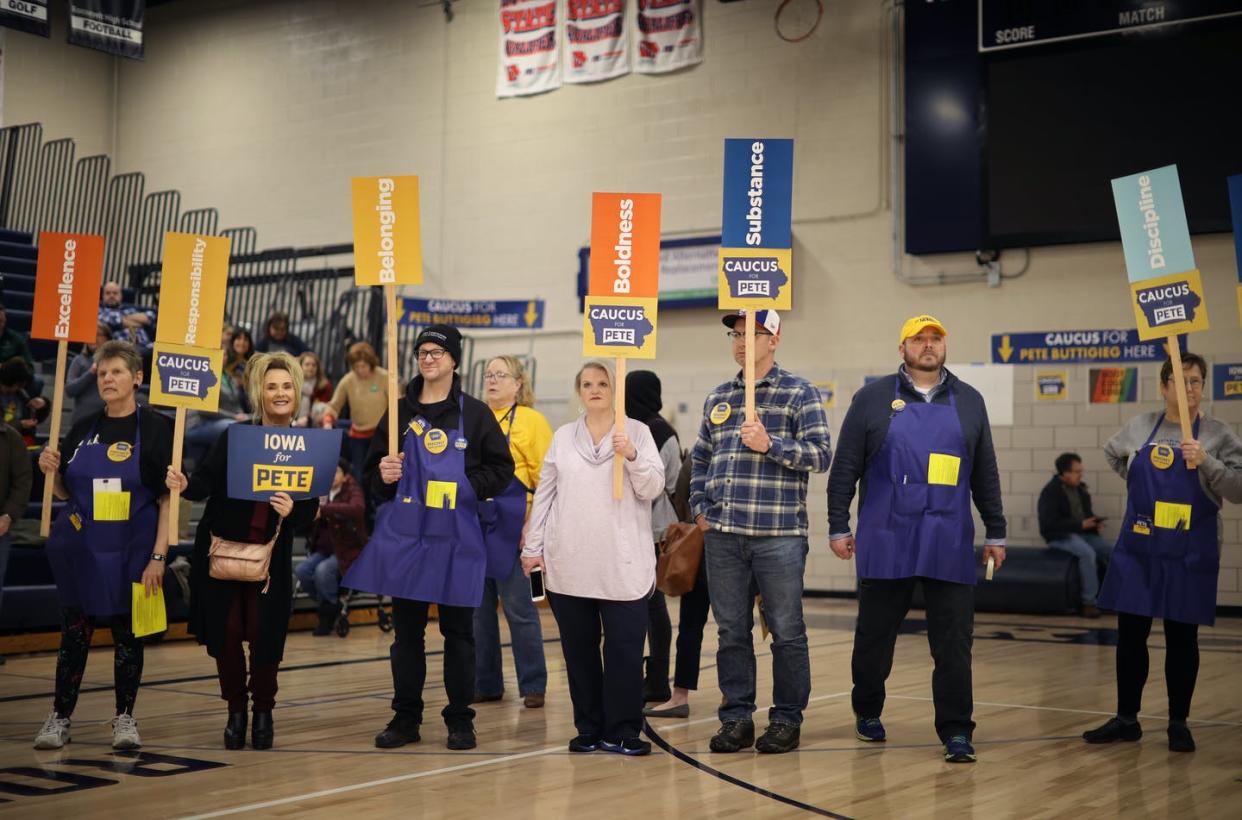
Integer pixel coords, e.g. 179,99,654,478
33,712,71,749
111,713,142,750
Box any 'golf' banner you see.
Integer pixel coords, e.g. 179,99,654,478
226,426,345,501
718,138,794,310
582,192,661,358
1228,174,1242,328
32,232,104,343
1110,165,1209,340
351,176,423,286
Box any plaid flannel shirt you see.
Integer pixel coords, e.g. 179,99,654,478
690,364,832,537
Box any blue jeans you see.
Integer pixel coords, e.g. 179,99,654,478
1048,532,1112,605
295,553,339,603
474,560,548,697
704,531,810,726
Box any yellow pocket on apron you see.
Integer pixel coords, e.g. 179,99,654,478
1153,501,1191,530
426,480,458,510
928,453,961,486
92,478,131,521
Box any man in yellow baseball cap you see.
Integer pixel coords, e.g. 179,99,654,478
898,314,947,345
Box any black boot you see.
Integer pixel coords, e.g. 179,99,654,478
251,711,274,750
223,711,247,750
313,600,336,636
643,656,671,703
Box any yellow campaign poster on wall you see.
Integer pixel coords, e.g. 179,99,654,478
155,232,231,348
149,342,224,412
352,176,423,286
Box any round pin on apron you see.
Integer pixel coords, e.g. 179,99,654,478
1150,444,1175,470
709,402,732,425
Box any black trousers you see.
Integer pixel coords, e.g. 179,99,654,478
390,598,476,729
1116,611,1199,721
54,608,144,717
673,563,711,690
851,577,975,742
550,591,648,743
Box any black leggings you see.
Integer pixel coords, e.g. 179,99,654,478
54,608,145,717
1116,611,1199,722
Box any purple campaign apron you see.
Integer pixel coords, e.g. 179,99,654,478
478,404,531,581
343,398,488,607
1097,416,1219,626
45,410,158,616
854,376,976,585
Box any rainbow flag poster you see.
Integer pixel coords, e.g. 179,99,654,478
1089,367,1139,404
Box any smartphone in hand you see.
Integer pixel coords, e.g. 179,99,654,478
529,567,546,602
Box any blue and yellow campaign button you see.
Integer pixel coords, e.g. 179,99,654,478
424,429,448,454
1150,444,1175,470
107,442,134,462
709,402,732,425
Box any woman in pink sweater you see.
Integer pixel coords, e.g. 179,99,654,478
522,361,665,756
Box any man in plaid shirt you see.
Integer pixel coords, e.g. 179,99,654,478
690,309,832,754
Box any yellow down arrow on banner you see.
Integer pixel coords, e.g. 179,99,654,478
524,301,540,327
997,334,1013,362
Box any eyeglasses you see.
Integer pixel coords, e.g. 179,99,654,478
726,331,773,341
1165,378,1205,389
415,348,448,361
483,372,513,382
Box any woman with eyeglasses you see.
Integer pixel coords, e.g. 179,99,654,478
472,356,552,708
1085,352,1242,753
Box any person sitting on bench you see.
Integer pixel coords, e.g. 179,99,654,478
1038,452,1110,618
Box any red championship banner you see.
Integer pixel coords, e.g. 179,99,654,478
633,0,702,75
583,191,661,499
498,0,562,98
564,0,629,84
32,231,105,535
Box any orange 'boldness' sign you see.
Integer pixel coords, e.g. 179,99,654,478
582,192,661,358
32,232,104,343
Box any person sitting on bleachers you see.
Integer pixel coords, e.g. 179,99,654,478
294,351,333,428
0,359,49,447
224,328,255,388
1038,451,1111,618
66,323,113,426
255,311,309,357
0,419,33,666
296,458,366,635
0,304,34,372
98,281,156,353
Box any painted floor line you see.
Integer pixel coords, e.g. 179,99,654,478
886,694,1242,728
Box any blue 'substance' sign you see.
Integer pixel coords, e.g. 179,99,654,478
586,304,654,348
721,139,794,250
156,350,217,399
226,426,344,501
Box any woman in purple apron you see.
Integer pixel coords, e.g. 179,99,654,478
472,355,550,709
1086,353,1242,752
344,324,514,752
35,341,173,751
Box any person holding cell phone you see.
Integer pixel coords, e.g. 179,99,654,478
522,361,666,757
1084,352,1242,753
35,341,173,751
165,352,320,751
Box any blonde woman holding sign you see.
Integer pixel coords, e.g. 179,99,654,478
166,352,320,750
35,341,174,751
522,361,665,756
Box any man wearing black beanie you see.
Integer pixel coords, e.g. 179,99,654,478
348,323,514,751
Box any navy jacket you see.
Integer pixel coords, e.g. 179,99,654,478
827,368,1007,541
1037,476,1098,543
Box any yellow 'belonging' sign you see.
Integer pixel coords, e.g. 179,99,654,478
351,176,424,286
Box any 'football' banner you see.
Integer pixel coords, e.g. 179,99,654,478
564,0,629,84
634,0,702,74
1228,173,1242,328
32,233,104,343
0,0,49,37
1110,165,1209,340
68,0,144,60
351,176,423,286
583,192,661,358
498,0,561,98
718,138,794,309
226,426,345,502
151,232,231,413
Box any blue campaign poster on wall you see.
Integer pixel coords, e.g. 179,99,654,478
1214,363,1242,402
718,138,794,310
226,426,344,501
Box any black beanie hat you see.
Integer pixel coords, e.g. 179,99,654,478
414,324,463,368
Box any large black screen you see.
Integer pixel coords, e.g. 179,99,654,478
983,22,1242,248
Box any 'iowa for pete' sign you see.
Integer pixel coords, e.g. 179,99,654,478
1110,165,1209,340
32,232,104,343
226,426,344,501
583,192,661,359
718,138,793,310
351,176,423,286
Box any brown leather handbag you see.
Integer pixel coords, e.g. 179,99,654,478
208,522,282,593
656,521,704,597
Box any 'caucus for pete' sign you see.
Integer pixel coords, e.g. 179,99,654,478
226,426,344,501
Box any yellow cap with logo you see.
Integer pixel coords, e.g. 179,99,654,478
899,314,947,344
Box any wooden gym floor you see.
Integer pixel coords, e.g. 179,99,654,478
0,599,1239,819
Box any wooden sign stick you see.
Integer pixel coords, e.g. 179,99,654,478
39,340,69,536
1167,339,1196,470
744,311,756,422
168,406,187,539
613,357,627,500
385,283,400,454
